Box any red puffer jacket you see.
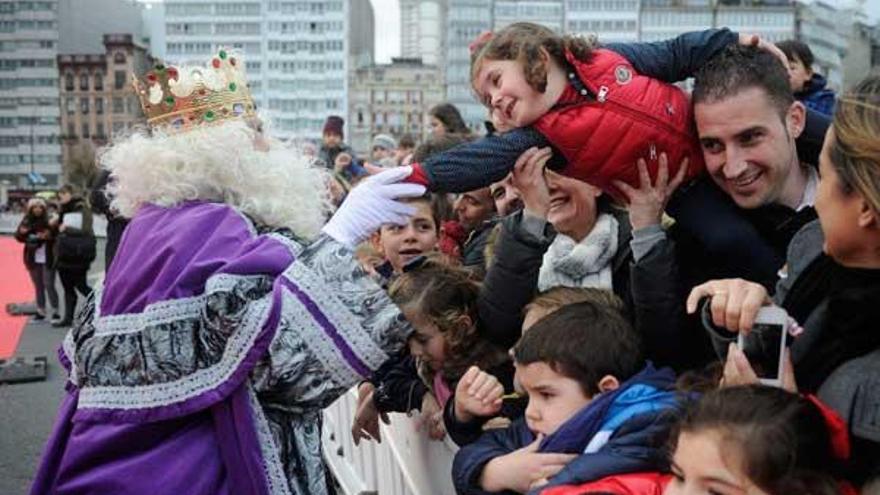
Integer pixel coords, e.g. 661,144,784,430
533,49,705,200
540,472,671,495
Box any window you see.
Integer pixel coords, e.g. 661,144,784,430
64,73,74,91
95,98,103,114
114,52,126,64
81,123,90,138
96,123,104,138
112,97,124,113
65,98,74,114
114,71,125,89
79,73,89,90
94,72,103,90
80,97,89,113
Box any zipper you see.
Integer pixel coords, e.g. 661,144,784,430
577,78,690,142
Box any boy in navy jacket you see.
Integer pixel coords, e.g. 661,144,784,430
452,298,681,495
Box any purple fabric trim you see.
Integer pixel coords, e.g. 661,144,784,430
211,386,271,495
29,391,78,495
57,344,71,374
279,277,371,378
101,202,293,316
72,284,284,424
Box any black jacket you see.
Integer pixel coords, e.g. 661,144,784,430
14,213,55,269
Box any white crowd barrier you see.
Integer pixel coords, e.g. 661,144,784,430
322,387,458,495
0,213,107,237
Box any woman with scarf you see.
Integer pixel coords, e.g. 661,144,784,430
477,147,689,369
687,74,880,487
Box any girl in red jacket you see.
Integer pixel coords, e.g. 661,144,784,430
408,24,797,286
540,386,856,495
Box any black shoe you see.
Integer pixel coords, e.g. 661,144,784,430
32,313,45,321
52,319,72,328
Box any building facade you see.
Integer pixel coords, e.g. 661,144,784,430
0,0,62,188
445,0,493,134
494,0,562,31
639,0,795,43
348,57,444,157
565,0,638,43
163,0,353,141
400,0,444,66
57,34,152,175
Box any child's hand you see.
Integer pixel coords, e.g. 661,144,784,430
334,152,353,173
351,382,389,445
454,365,504,423
511,147,552,219
613,153,687,231
738,33,789,71
417,393,446,441
479,434,576,493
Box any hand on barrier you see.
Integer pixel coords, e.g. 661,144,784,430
416,393,446,441
352,382,389,445
322,166,426,248
454,366,504,423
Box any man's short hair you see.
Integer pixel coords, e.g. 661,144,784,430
693,45,794,119
776,39,814,70
513,298,643,396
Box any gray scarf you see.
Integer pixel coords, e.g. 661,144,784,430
538,213,618,292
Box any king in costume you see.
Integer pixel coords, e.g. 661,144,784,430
29,50,425,495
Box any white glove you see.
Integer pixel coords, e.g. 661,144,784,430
322,166,426,248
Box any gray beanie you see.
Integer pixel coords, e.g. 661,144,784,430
371,133,397,150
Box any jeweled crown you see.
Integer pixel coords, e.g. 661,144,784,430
133,49,256,132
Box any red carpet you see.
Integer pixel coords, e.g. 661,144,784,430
0,236,31,358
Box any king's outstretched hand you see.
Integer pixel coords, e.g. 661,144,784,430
322,166,426,248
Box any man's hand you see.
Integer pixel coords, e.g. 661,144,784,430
510,147,552,219
417,393,446,441
454,366,504,423
686,278,770,334
479,435,576,493
613,153,687,231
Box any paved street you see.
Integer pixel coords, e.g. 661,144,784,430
0,238,105,495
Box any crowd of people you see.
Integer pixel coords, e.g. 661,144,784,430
14,22,878,495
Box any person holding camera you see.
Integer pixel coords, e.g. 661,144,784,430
686,75,880,488
51,184,95,328
14,197,60,322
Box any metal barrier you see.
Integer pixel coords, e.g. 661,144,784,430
322,387,458,495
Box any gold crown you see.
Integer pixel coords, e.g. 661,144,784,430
133,49,256,132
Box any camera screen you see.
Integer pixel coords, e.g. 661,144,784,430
740,323,783,380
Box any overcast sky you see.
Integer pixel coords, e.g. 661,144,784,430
369,0,878,64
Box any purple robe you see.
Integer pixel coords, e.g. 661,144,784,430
30,202,411,495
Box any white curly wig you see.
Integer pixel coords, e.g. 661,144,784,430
100,119,330,239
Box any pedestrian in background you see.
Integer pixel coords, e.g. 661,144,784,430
14,197,60,322
51,184,95,327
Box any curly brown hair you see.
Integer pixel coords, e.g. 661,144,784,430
469,22,595,101
388,256,507,382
